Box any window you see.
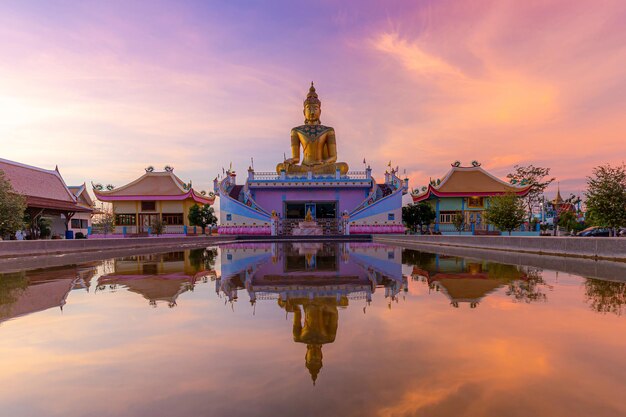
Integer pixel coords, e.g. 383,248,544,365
71,219,81,229
388,213,395,221
115,214,136,225
285,203,305,219
141,201,156,211
162,213,183,225
316,203,336,219
467,197,484,208
439,211,460,224
226,214,232,221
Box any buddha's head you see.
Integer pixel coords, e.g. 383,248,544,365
304,82,321,124
305,344,323,384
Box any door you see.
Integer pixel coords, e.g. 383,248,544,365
138,214,159,232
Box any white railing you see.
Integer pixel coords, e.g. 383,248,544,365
347,171,368,179
251,171,279,180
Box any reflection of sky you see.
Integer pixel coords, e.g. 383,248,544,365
0,247,625,416
2,1,626,199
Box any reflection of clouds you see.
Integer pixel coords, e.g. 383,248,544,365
1,250,626,416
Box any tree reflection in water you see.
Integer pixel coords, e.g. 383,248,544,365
189,248,217,275
0,271,28,307
584,278,626,316
504,266,551,303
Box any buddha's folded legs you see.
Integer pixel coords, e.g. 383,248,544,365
276,162,349,175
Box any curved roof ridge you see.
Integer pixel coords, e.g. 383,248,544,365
94,170,188,195
412,164,531,202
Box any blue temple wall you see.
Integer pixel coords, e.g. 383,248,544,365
220,194,271,226
349,191,403,225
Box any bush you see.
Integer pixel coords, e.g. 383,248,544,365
75,232,86,239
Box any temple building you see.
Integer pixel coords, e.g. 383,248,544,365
550,185,577,215
215,83,408,235
93,166,215,235
411,161,534,235
0,158,92,238
67,183,95,236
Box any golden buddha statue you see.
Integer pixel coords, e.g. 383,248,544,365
276,82,349,175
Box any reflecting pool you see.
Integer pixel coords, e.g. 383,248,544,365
0,243,625,417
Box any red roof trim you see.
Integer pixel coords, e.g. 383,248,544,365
412,184,530,202
26,196,92,212
95,189,214,205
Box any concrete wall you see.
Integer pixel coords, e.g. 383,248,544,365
373,235,626,261
113,201,137,213
160,201,184,214
0,235,232,259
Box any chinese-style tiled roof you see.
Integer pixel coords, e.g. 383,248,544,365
0,158,91,213
93,170,215,205
412,165,531,202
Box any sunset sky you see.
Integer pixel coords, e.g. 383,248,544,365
1,0,625,200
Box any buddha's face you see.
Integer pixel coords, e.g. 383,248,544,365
304,103,321,122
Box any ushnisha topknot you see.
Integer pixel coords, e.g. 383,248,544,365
304,81,321,107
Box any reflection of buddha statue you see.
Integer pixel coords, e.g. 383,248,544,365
279,296,347,384
276,82,349,175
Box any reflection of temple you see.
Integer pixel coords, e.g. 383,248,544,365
409,253,527,308
98,249,217,307
217,242,406,383
0,264,98,324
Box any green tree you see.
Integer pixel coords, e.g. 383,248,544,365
453,212,465,234
484,193,526,235
507,165,555,223
558,211,578,234
151,216,165,236
93,208,115,236
402,203,436,233
0,169,26,239
584,163,626,235
188,204,217,234
37,217,52,239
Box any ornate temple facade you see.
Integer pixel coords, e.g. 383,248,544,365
412,161,533,234
93,167,215,235
215,83,408,235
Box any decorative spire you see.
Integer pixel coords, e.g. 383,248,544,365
553,183,564,205
304,81,321,106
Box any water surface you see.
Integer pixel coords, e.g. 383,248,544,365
1,243,625,417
